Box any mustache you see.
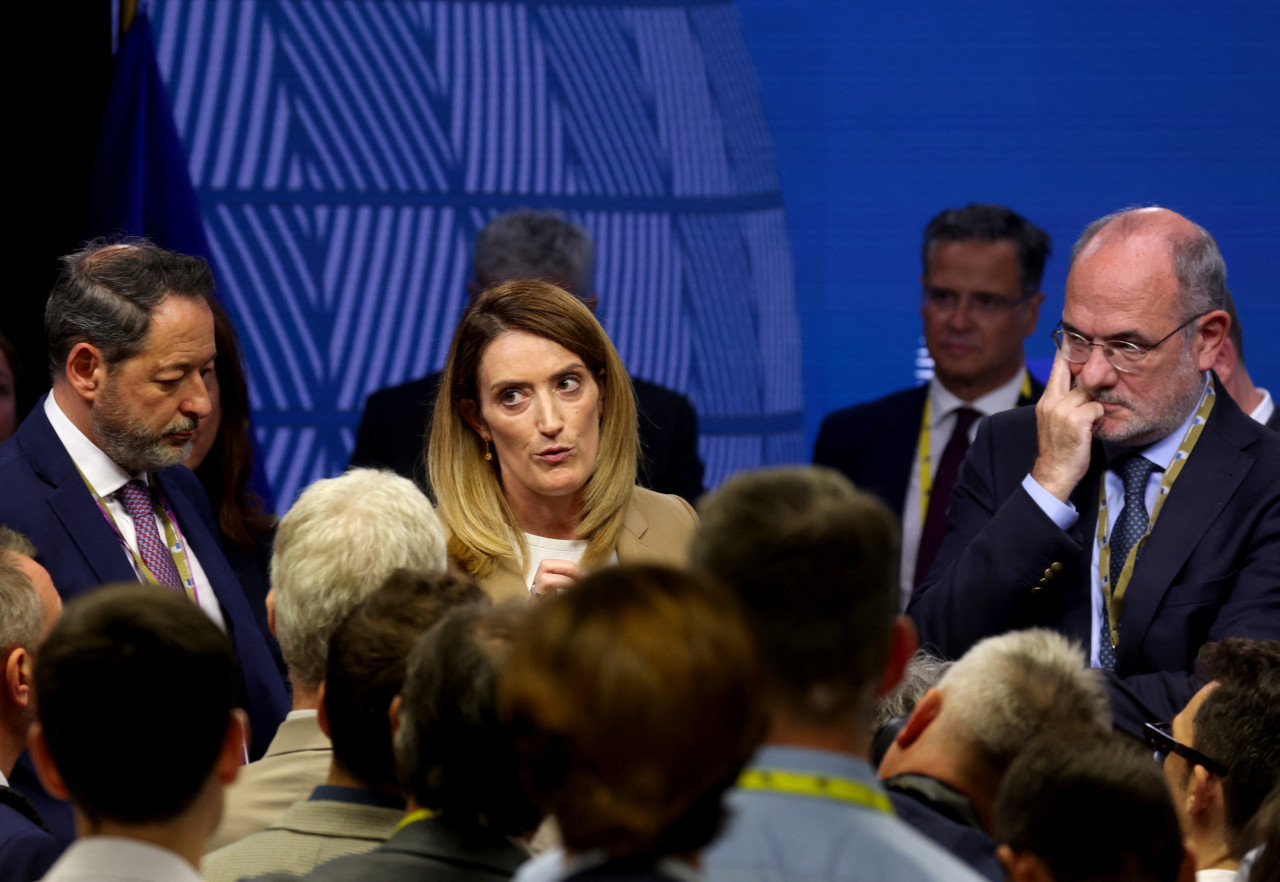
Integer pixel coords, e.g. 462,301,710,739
166,417,200,435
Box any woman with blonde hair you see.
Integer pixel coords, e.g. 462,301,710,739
429,280,696,601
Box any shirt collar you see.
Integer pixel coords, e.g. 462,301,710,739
1251,387,1274,426
747,744,880,785
928,368,1027,428
44,393,138,497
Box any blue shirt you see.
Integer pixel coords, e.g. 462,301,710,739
703,746,987,882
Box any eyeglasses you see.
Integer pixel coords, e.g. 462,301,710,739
1050,314,1204,374
1143,722,1227,777
923,288,1029,317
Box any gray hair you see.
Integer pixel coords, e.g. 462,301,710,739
45,238,215,376
1070,207,1227,324
873,649,952,731
474,209,595,300
0,527,45,653
271,468,449,690
936,629,1110,772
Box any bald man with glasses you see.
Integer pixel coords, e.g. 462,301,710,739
908,206,1280,736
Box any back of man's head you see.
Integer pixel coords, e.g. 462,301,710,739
1192,638,1280,858
922,204,1051,298
473,209,594,299
45,237,214,377
933,629,1109,774
323,569,486,791
32,583,236,826
691,466,898,726
394,603,539,836
995,728,1187,882
271,468,448,692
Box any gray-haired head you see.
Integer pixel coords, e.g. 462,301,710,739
270,468,449,692
45,238,215,378
474,209,595,301
0,527,43,654
1070,206,1227,325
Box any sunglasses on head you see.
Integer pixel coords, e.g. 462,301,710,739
1143,722,1228,777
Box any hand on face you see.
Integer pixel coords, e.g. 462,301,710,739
1031,350,1105,502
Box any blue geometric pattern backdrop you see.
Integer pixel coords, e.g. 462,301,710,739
150,0,801,509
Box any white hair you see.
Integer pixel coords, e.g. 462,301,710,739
271,468,449,690
0,528,43,653
936,629,1110,771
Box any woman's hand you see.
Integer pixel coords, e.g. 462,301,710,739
529,559,583,602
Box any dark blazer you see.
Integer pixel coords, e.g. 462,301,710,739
273,816,528,882
908,376,1280,732
1267,403,1280,431
351,373,705,504
884,788,1002,882
0,787,59,882
0,399,289,759
813,374,1043,521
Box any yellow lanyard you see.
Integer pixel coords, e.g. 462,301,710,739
1095,385,1215,648
737,768,895,815
918,371,1032,526
79,468,197,601
394,808,437,832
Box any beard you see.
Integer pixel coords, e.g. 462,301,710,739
1089,341,1205,447
93,385,198,475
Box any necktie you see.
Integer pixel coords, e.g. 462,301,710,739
119,479,184,590
915,407,980,588
1100,454,1159,670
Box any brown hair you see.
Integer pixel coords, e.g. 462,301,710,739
429,280,638,578
500,565,766,859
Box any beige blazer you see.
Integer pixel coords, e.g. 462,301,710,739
474,487,699,603
203,713,333,853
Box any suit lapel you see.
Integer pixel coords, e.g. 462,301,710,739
1117,393,1251,671
616,497,649,559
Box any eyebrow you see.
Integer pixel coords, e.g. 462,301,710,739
1060,321,1148,344
485,361,587,393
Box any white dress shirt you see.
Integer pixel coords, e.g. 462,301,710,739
1250,387,1274,426
900,369,1029,610
44,395,224,630
41,836,202,882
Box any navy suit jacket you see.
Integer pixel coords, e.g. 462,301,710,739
0,788,59,882
813,375,1043,522
350,372,705,504
0,399,289,759
908,376,1280,732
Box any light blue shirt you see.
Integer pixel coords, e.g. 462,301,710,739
1021,375,1209,666
702,746,987,882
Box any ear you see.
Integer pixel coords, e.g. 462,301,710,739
388,694,403,742
316,681,331,739
997,846,1055,882
1210,334,1237,384
894,686,943,750
1186,762,1219,817
27,723,71,800
265,590,276,637
1194,309,1230,372
1021,292,1045,337
217,710,249,784
64,342,106,401
875,615,918,698
459,398,489,441
4,647,34,708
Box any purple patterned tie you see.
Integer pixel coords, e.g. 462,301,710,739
118,480,183,590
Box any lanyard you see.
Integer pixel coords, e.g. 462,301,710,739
918,371,1032,526
394,808,437,832
737,768,895,815
79,468,200,603
1095,384,1215,648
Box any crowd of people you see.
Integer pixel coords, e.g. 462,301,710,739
0,203,1277,882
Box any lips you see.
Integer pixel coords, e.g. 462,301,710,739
536,446,573,464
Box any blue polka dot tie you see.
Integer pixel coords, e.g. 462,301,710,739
119,479,184,591
1101,454,1159,670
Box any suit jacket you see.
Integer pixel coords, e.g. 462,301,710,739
813,374,1043,522
1267,405,1280,431
351,373,705,504
0,399,289,761
263,816,529,882
907,376,1280,731
202,789,403,882
473,487,698,604
205,714,333,853
0,787,59,882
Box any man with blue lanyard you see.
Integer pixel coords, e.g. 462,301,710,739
0,239,287,776
909,207,1280,736
814,204,1048,611
692,467,985,882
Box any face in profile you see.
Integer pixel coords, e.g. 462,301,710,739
184,363,222,472
92,296,217,474
462,330,602,519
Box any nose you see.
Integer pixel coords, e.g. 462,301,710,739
1075,344,1118,394
184,374,213,421
947,295,976,330
533,391,564,437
